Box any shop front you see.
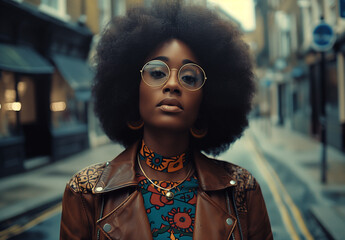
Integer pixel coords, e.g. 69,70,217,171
50,54,93,160
0,43,54,176
0,0,94,176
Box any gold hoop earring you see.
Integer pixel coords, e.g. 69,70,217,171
127,120,144,130
190,127,208,139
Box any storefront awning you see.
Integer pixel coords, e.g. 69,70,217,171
52,54,94,92
75,90,92,101
0,43,54,74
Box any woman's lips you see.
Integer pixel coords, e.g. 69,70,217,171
159,105,183,113
157,98,183,113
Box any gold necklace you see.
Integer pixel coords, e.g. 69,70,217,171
137,155,192,200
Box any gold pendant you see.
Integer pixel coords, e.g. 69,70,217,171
165,191,174,200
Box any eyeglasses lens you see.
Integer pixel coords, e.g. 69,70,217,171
179,64,204,90
142,60,169,87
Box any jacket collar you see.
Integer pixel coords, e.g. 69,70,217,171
94,141,237,194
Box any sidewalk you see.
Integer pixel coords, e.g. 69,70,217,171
248,118,345,240
0,142,124,226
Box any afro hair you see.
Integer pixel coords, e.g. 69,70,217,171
93,0,255,156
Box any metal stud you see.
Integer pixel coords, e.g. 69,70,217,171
226,218,233,225
166,191,174,200
95,187,103,192
103,223,112,232
230,180,236,185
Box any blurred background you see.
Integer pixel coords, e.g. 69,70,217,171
0,0,344,239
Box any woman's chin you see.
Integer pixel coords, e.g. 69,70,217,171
145,121,190,134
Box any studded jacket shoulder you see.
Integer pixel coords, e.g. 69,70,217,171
221,160,257,212
69,162,106,194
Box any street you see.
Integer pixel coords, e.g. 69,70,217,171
2,0,345,239
5,207,61,240
3,131,329,240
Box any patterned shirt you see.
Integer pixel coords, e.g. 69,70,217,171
137,141,198,240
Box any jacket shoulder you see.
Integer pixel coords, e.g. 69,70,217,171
218,160,256,191
218,160,257,213
69,162,107,193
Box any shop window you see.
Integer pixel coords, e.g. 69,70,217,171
18,76,36,124
0,72,20,138
50,71,86,129
39,0,70,21
0,72,38,138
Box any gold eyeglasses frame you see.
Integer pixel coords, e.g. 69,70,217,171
140,59,207,91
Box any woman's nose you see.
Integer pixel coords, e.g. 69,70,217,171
162,68,181,94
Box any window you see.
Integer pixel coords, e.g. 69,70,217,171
98,0,113,28
41,0,58,9
18,76,36,125
325,0,337,26
50,71,86,130
0,72,20,138
39,0,70,21
0,72,38,139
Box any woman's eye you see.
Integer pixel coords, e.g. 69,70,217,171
181,75,198,85
150,70,166,79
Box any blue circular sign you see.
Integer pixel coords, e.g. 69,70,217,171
312,23,335,51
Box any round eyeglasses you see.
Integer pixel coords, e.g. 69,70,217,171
140,60,207,91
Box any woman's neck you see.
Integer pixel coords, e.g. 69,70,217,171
142,126,190,157
137,127,192,182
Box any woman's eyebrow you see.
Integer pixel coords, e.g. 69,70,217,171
151,56,197,65
182,59,196,64
151,56,169,61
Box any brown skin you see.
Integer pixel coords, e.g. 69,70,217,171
139,39,203,181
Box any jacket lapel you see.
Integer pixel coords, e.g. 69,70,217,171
93,143,139,194
194,191,237,240
96,190,153,240
193,152,238,239
193,151,235,191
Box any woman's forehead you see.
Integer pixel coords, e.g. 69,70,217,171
147,39,199,66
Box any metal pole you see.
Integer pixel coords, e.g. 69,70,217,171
320,51,327,184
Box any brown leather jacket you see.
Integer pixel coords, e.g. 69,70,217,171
60,143,273,240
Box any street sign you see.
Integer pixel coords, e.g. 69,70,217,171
312,22,335,52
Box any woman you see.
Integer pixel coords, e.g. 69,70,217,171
60,1,272,239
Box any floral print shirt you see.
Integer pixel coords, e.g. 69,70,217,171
137,141,198,239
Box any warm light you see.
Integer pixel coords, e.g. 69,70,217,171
0,104,1,110
5,90,16,101
4,102,22,111
18,81,27,95
51,101,66,112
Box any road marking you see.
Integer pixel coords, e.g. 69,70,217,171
245,135,300,240
246,134,314,240
0,202,62,240
266,154,314,240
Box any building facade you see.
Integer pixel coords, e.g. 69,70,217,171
255,0,345,153
0,0,98,176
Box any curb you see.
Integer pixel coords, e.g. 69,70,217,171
0,197,62,232
248,127,333,239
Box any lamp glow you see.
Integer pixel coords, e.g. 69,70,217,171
51,101,66,112
5,90,16,101
4,102,21,111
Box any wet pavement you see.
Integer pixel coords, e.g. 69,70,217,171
249,118,345,240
